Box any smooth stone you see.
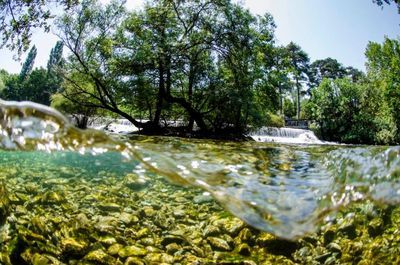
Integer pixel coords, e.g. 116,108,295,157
99,236,117,245
142,206,155,217
237,243,251,256
160,253,174,263
207,237,231,251
31,253,51,265
107,243,123,256
98,202,121,212
61,237,87,255
124,257,145,265
326,242,342,253
144,253,162,263
203,225,221,237
193,194,213,204
237,228,253,242
40,191,64,205
118,246,148,258
123,174,149,191
119,212,135,224
218,218,245,236
173,209,186,218
165,243,180,254
136,227,149,238
84,249,114,263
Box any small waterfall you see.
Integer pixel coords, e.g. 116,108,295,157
250,127,323,144
88,117,140,134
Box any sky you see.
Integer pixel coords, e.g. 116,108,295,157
0,0,398,73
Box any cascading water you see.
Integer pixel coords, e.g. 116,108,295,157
88,117,140,133
250,127,325,144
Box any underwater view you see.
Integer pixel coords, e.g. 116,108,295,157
0,100,399,265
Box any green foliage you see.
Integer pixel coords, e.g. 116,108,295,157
305,37,400,144
308,78,363,143
308,58,347,88
283,98,296,119
266,113,284,127
0,0,79,56
55,0,278,135
364,37,400,143
1,42,64,105
47,41,64,73
0,69,11,93
285,42,310,119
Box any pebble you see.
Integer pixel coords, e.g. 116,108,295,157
118,245,148,258
207,237,232,251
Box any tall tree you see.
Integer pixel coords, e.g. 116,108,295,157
0,0,79,56
365,37,400,142
285,42,310,119
19,45,37,81
308,58,347,88
47,41,64,73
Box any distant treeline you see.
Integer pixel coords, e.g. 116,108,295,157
0,0,399,144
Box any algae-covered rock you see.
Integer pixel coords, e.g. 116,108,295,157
40,191,65,205
107,243,123,256
84,249,115,264
237,243,251,256
165,243,180,255
123,173,149,191
118,245,147,258
98,202,121,212
207,237,232,251
193,194,213,204
124,256,145,265
61,237,88,256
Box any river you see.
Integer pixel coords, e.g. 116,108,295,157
0,100,399,264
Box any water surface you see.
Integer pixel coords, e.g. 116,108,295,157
0,100,399,264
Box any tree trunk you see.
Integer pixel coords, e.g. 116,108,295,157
296,77,301,120
279,84,283,115
187,61,195,132
153,61,165,127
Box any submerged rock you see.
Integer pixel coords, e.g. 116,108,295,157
193,194,213,204
207,237,232,251
118,245,148,258
61,237,87,256
0,182,9,224
84,249,115,264
98,202,121,212
123,173,149,191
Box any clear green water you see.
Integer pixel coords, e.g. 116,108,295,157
0,100,399,264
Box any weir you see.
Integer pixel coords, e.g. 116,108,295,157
250,127,323,144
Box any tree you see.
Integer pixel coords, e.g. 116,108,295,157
47,41,64,73
57,0,278,136
373,0,400,13
307,78,363,143
285,42,310,120
365,37,400,142
308,58,347,88
19,45,37,81
0,69,11,93
267,46,292,115
0,0,79,56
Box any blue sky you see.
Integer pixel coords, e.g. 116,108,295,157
0,0,398,73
